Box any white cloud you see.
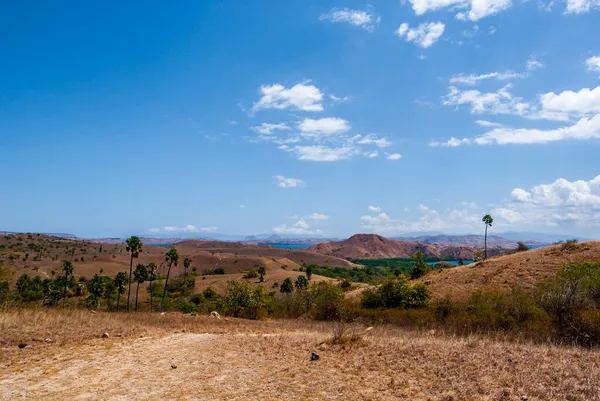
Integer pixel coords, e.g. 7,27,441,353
540,86,600,115
274,175,305,188
565,0,600,13
475,120,503,127
450,71,525,86
147,225,217,234
443,84,533,117
308,213,330,221
586,56,600,73
526,56,545,72
368,205,382,212
364,151,379,158
429,137,471,147
252,123,291,135
274,212,329,235
298,117,351,136
294,145,357,162
330,94,351,103
253,82,324,113
473,114,600,145
319,8,379,31
356,134,391,148
407,0,511,20
395,22,445,48
386,153,402,160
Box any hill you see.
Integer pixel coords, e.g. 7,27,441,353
308,234,481,259
422,240,600,300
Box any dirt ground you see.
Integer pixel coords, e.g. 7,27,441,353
1,310,599,400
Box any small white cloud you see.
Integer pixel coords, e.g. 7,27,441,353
565,0,599,13
330,94,351,103
540,86,600,115
429,137,471,147
368,205,382,212
252,123,291,135
274,175,305,188
319,8,380,31
450,71,525,86
395,22,445,48
253,82,324,113
308,213,330,221
586,56,600,73
298,117,351,136
294,145,357,162
356,134,391,148
475,120,503,127
386,153,402,160
148,225,217,234
526,56,545,72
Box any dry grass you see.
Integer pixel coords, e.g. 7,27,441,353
423,241,600,300
1,309,600,400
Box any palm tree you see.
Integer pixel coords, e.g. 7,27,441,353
482,214,494,260
114,272,128,312
183,258,192,277
147,262,157,312
125,236,143,312
257,265,266,282
61,260,74,305
161,247,180,311
133,264,148,312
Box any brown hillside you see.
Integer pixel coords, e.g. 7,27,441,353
422,240,600,300
308,234,478,259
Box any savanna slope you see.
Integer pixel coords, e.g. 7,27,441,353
424,240,600,300
309,234,482,260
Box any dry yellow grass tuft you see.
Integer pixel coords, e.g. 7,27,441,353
1,309,599,400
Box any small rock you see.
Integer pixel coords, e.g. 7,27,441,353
102,332,110,338
18,343,30,349
171,364,177,369
44,338,53,343
310,352,320,361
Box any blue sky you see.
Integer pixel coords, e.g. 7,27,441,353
1,0,600,238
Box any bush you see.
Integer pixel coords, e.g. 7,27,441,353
173,298,199,314
360,276,431,310
214,267,225,275
224,280,273,319
517,242,530,252
244,269,258,279
310,282,345,321
280,278,293,294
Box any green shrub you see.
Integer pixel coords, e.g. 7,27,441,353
244,269,258,279
360,275,431,309
214,267,225,275
173,299,199,314
310,282,345,321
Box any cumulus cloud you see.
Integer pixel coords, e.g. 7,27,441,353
356,134,391,148
565,0,600,13
274,212,329,235
407,0,512,20
587,56,600,73
253,82,324,113
540,86,600,115
274,175,305,188
443,84,533,117
319,8,380,31
395,22,445,48
386,153,402,160
252,123,291,135
368,205,382,212
298,117,351,136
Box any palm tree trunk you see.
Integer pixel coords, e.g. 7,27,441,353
484,225,488,260
135,282,140,312
116,293,120,312
63,274,68,305
127,254,133,312
150,279,153,312
160,262,172,311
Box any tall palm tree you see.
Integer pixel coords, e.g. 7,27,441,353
161,247,179,311
114,271,128,312
147,262,157,312
61,260,73,305
125,236,143,312
482,214,494,260
183,258,192,277
133,264,148,312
